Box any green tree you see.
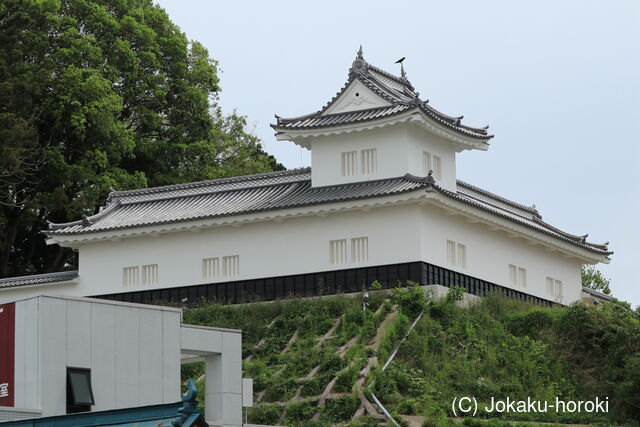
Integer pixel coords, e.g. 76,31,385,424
0,0,283,277
581,265,612,294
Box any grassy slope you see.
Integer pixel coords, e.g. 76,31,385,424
181,286,640,426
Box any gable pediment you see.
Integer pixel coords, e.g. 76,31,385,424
322,79,392,115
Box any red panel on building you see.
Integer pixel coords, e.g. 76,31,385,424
0,302,15,407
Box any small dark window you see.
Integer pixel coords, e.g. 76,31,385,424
67,367,94,413
355,92,360,97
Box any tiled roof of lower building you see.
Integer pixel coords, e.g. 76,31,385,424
45,168,611,256
582,286,616,301
0,270,78,289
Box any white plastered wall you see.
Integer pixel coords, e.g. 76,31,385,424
418,204,583,304
310,122,458,191
1,199,586,305
70,200,584,304
75,204,423,297
322,79,392,115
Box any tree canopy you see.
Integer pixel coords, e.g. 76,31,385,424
0,0,283,277
581,265,612,295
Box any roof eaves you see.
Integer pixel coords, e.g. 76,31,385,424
45,177,428,236
110,167,311,198
418,104,492,139
582,286,616,301
47,169,312,232
457,180,538,215
0,270,79,289
432,184,612,255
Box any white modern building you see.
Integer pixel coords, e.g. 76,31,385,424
0,295,244,426
0,48,611,306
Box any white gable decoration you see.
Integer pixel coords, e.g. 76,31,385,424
322,79,392,115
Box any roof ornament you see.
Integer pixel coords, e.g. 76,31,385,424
349,45,368,76
426,170,436,185
531,204,542,217
411,91,422,106
81,214,92,227
395,57,408,80
172,379,199,426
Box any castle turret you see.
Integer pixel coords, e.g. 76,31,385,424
272,47,493,191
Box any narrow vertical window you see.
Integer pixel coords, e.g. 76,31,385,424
456,243,467,268
433,155,442,180
509,265,518,286
222,255,240,277
555,280,563,300
361,149,377,174
446,240,456,266
518,267,527,288
122,266,139,288
141,264,158,285
341,151,357,177
424,151,442,180
351,237,368,263
202,257,219,279
424,151,432,176
546,277,554,296
330,239,347,265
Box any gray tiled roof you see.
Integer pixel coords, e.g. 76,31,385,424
0,270,78,289
272,49,492,140
582,286,615,301
47,168,424,235
46,168,611,256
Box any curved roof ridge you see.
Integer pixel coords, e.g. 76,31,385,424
276,110,323,125
308,104,401,119
118,177,312,207
457,180,538,214
421,102,462,123
110,168,310,198
47,168,312,231
367,63,414,90
361,73,413,104
0,270,79,284
0,270,79,289
436,184,611,255
419,104,490,136
47,199,122,230
532,216,609,249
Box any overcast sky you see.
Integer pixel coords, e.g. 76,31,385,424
155,0,639,307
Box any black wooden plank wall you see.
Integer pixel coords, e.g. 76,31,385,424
95,261,554,307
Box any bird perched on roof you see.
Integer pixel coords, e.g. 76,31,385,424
395,57,406,64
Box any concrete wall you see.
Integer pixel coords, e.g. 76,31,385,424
0,282,78,304
12,296,181,416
